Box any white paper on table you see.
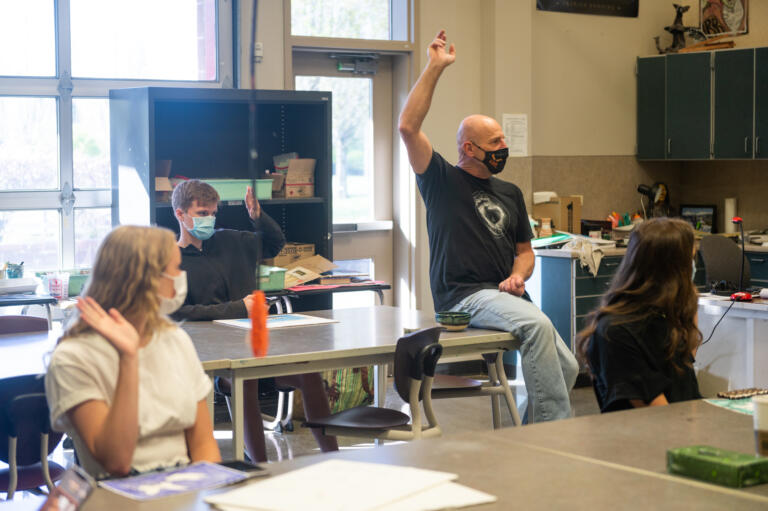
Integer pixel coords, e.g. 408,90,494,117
213,314,338,330
204,459,457,511
502,113,527,157
377,481,497,511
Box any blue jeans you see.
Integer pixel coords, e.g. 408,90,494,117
451,289,579,422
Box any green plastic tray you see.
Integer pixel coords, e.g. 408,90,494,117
202,179,273,201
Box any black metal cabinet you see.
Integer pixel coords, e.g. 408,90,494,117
109,87,334,310
666,53,711,160
714,49,755,159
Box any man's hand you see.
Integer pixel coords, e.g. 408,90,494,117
245,186,260,220
243,294,254,315
499,274,525,297
428,30,456,69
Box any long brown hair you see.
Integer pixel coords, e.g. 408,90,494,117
63,225,176,340
576,218,701,374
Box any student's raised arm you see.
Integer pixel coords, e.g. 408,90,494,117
398,29,455,174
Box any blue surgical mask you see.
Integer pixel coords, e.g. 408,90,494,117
692,259,697,282
187,215,215,241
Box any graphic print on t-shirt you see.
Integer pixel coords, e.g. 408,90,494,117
473,191,509,238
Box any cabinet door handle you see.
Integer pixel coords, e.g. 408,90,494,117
667,138,672,155
757,136,761,155
751,258,765,263
604,262,619,267
745,137,750,154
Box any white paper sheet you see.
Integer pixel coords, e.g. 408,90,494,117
502,113,528,157
377,481,497,511
213,314,338,330
204,459,457,511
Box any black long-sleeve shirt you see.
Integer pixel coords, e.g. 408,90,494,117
173,213,286,321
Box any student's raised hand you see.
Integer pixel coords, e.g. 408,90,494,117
242,294,254,315
245,186,261,220
428,29,455,69
76,297,140,357
499,274,525,297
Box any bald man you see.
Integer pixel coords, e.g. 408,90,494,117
399,30,578,422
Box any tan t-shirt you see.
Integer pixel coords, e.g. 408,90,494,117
45,326,212,478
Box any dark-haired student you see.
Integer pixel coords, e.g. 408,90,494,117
576,217,702,412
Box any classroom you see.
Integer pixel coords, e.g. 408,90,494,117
1,1,768,509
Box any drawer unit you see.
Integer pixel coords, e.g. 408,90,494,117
746,252,768,286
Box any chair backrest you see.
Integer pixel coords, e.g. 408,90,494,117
0,315,48,335
0,374,62,465
393,327,443,403
699,235,751,288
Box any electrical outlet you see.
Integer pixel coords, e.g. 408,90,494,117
254,42,263,63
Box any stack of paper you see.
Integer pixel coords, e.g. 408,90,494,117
205,459,496,511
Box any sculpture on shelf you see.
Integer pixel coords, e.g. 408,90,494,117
654,4,705,54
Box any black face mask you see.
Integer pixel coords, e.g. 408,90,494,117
471,141,508,174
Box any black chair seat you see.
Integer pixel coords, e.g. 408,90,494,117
0,462,66,492
432,374,483,391
304,406,410,430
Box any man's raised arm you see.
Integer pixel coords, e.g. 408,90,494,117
398,29,455,174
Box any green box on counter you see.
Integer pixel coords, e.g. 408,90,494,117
258,266,285,291
202,179,273,201
667,445,768,488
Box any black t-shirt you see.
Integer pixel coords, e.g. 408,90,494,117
173,213,285,321
587,313,702,412
415,151,533,312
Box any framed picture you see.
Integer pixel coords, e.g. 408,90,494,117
701,0,748,37
680,205,717,233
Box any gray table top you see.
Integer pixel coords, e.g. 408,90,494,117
70,400,767,510
183,306,515,371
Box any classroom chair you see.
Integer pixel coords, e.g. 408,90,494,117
0,316,48,335
0,374,64,500
431,351,522,428
302,326,443,441
699,235,751,291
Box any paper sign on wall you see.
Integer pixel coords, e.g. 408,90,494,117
502,113,528,157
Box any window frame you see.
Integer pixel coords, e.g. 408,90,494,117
0,0,234,270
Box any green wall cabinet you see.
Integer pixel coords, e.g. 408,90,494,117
714,49,755,159
639,46,768,161
756,48,768,159
666,53,711,160
637,56,666,160
636,53,711,160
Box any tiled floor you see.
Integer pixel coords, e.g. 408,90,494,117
215,379,601,463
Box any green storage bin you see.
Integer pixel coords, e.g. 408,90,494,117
202,179,273,201
667,445,768,488
258,266,285,291
68,273,89,296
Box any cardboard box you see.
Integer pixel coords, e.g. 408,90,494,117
283,255,337,287
264,242,315,268
533,196,582,234
285,158,315,198
270,173,286,198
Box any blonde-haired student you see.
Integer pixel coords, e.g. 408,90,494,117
46,225,221,478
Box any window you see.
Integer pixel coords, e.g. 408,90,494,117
295,76,374,223
291,0,391,40
0,1,232,271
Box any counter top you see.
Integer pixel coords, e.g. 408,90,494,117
534,246,627,258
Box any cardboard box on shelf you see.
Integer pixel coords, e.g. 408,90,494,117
282,255,337,287
533,196,582,234
285,159,315,198
270,173,286,198
264,242,315,268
